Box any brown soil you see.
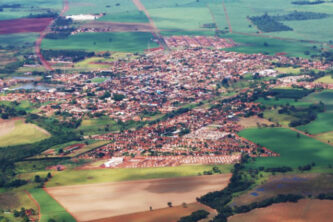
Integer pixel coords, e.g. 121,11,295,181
229,199,333,222
46,174,231,221
88,202,216,222
0,18,53,34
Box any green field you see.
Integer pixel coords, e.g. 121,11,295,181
256,98,311,107
0,0,63,20
65,0,138,16
0,33,39,48
46,164,233,187
239,127,333,169
98,10,149,23
301,90,333,110
41,32,159,52
297,111,333,134
29,189,75,222
0,120,50,147
223,33,321,58
315,75,333,84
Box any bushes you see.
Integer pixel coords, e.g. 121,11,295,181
248,14,293,32
178,210,209,222
41,49,95,62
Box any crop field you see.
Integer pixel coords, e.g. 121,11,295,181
232,173,333,206
223,33,321,58
237,116,273,128
0,33,39,48
46,164,232,187
263,109,298,126
0,119,50,147
315,75,333,84
92,202,216,222
238,127,333,168
0,18,52,34
41,32,159,52
65,0,138,16
301,90,333,110
229,199,333,222
0,0,63,20
29,188,76,222
256,98,311,107
297,112,333,134
98,11,149,23
46,174,230,221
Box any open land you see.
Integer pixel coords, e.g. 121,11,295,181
229,199,333,222
0,18,52,34
89,202,216,222
238,127,333,168
46,174,231,221
0,119,50,147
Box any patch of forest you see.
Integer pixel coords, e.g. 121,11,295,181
248,14,293,32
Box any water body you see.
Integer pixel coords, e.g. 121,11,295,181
11,83,60,91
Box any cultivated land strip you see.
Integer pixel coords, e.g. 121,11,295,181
131,0,169,50
24,190,41,221
35,0,69,71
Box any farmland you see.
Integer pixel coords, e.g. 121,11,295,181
0,119,50,147
238,127,333,168
229,199,333,222
92,202,216,222
46,174,231,221
41,32,159,52
0,18,52,34
46,164,233,187
29,188,76,222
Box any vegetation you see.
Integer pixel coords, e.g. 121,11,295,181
178,210,209,222
41,49,95,62
249,14,293,32
46,164,233,187
238,127,333,169
273,11,329,21
29,189,75,222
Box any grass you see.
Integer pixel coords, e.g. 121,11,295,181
315,131,333,143
0,33,38,48
41,32,159,52
65,0,138,16
223,33,321,58
29,188,75,222
148,7,214,31
0,120,50,147
275,67,301,74
315,75,333,84
46,164,233,187
297,111,333,134
256,98,311,107
98,10,149,23
239,127,333,169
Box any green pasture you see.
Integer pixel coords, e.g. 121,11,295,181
98,10,149,23
46,164,233,187
0,120,50,147
65,0,138,16
239,127,333,169
0,0,63,20
223,33,321,58
256,97,311,107
29,189,75,222
297,111,333,134
263,109,297,126
148,7,214,31
315,75,333,84
41,32,159,52
0,33,38,48
301,90,333,110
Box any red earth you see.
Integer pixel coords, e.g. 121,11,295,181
0,18,53,34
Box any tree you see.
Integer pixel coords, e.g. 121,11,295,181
34,175,41,183
167,202,172,207
47,172,52,178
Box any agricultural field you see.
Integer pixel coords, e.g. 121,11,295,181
315,75,333,84
65,0,138,16
92,202,216,222
46,174,231,221
98,11,149,23
41,32,159,52
0,0,63,20
46,164,233,187
297,112,333,134
238,127,333,169
0,119,50,147
0,33,38,48
229,199,333,222
29,188,76,222
232,173,333,206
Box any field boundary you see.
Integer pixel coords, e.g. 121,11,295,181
24,190,41,221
